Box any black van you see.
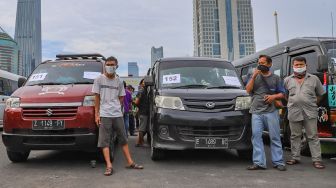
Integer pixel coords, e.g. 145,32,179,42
232,37,336,154
144,57,252,160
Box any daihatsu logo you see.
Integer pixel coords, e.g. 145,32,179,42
205,102,215,109
46,109,53,116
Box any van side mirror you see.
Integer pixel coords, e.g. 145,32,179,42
18,77,27,88
144,76,154,86
317,55,329,72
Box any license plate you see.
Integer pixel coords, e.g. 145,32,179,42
32,120,65,130
195,137,228,149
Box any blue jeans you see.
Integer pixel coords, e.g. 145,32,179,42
251,110,284,167
123,113,129,137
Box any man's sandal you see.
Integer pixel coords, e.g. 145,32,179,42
286,159,300,165
313,161,325,169
126,162,144,169
104,167,113,176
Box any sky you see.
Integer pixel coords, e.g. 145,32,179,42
0,0,336,76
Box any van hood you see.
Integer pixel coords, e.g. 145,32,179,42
12,84,93,103
158,88,249,99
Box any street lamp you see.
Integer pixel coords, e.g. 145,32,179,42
274,11,279,44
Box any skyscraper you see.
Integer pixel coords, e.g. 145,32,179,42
14,0,42,76
193,0,255,61
128,62,139,77
0,27,19,74
151,46,163,67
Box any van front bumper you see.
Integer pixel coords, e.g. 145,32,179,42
2,132,97,152
151,108,252,151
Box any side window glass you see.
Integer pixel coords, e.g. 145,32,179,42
290,51,318,74
0,79,4,95
270,55,282,77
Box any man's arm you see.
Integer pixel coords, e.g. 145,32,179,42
245,69,261,94
94,93,101,126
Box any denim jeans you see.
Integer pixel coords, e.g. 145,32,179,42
251,110,284,167
123,113,129,137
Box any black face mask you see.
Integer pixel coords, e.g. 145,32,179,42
257,64,270,72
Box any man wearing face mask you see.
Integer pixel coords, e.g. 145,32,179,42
92,56,144,176
245,55,286,171
284,56,326,169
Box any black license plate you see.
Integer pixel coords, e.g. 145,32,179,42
195,137,228,149
32,120,65,130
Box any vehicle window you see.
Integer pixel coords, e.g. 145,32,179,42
290,50,318,74
270,55,282,77
241,63,257,85
0,78,12,95
25,61,103,86
323,42,336,71
159,61,241,89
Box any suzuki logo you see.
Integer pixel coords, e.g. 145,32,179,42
46,109,53,116
205,102,215,109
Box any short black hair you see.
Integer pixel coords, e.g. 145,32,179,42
105,56,118,65
292,56,306,64
123,81,127,88
259,55,272,64
139,79,144,85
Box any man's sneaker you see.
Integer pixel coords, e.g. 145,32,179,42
274,165,287,171
247,164,266,170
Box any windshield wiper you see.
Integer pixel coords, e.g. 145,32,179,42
27,82,62,86
171,84,208,89
63,81,92,85
207,85,241,89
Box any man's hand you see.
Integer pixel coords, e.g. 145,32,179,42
252,69,261,79
95,114,101,127
264,95,276,104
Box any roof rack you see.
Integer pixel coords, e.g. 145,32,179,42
56,53,106,60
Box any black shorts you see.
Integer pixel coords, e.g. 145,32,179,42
98,117,128,148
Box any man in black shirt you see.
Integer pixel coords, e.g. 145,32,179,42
135,79,149,146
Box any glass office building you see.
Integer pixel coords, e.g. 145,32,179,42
128,62,139,77
0,27,19,74
151,46,163,67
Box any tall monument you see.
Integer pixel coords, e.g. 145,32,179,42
14,0,41,76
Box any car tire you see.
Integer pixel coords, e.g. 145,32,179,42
237,149,253,160
7,150,30,163
151,145,164,161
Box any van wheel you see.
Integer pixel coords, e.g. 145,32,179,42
151,146,164,161
237,149,252,160
7,150,30,163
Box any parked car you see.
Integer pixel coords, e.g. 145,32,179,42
144,57,252,160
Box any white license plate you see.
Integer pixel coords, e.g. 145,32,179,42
195,137,228,149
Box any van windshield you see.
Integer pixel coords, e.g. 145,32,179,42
159,60,242,89
25,61,103,86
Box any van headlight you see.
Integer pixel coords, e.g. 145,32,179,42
83,95,95,106
155,96,185,110
6,97,21,108
235,96,251,110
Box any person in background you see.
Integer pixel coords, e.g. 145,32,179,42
135,79,149,147
123,81,132,137
284,56,326,169
127,85,137,136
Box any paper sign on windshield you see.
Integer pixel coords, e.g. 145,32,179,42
29,73,48,81
222,76,241,86
162,74,181,84
83,72,101,79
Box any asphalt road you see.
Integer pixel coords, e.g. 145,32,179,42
0,133,335,188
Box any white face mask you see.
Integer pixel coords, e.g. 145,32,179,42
293,66,306,74
105,65,117,74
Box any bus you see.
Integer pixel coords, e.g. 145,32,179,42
0,69,25,129
232,37,336,154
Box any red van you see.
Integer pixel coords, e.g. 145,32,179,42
2,54,104,162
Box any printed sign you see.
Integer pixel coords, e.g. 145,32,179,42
163,74,181,84
222,76,241,86
29,73,48,81
83,72,101,79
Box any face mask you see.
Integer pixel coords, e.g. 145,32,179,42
257,64,270,72
293,66,306,74
105,65,117,74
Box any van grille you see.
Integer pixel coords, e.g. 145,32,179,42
177,125,243,141
13,128,91,135
183,98,235,112
22,107,78,118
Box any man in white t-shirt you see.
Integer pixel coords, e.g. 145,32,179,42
92,56,143,176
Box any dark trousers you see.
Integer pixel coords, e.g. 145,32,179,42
129,113,135,135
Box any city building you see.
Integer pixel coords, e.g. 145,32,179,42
14,0,42,76
128,62,139,77
0,27,20,74
193,0,255,61
151,46,163,66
